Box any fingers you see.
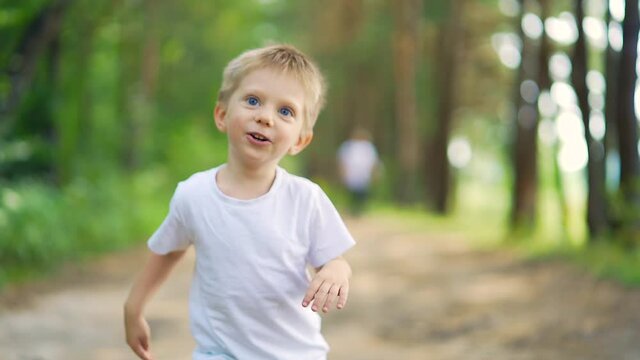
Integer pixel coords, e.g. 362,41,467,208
336,284,349,310
311,282,333,312
303,261,352,313
302,277,323,307
127,334,153,360
124,313,153,360
131,338,153,360
303,281,346,313
321,284,341,312
141,336,152,359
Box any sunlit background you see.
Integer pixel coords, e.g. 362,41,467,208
2,0,640,289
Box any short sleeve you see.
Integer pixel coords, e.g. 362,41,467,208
148,183,192,254
307,185,355,268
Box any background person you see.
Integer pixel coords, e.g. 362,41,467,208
338,127,380,216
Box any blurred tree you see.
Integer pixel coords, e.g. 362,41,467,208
119,0,159,171
0,0,68,181
55,0,117,184
603,0,622,237
391,0,422,203
511,0,540,231
538,0,570,233
536,0,550,122
614,0,640,240
538,0,571,233
424,0,463,213
572,0,608,238
0,0,67,135
604,0,620,178
305,0,365,180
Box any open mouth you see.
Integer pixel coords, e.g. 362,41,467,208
248,132,271,143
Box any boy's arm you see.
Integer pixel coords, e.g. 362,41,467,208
302,256,352,314
124,249,187,360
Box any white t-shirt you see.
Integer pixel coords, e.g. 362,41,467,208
148,165,355,360
338,140,379,191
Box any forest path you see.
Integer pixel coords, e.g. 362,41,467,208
1,214,640,360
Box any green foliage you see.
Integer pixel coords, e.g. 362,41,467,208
502,235,640,287
164,121,228,180
0,0,49,64
606,188,640,247
0,171,171,287
572,243,640,285
0,182,68,270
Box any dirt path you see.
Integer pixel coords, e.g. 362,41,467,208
2,215,640,359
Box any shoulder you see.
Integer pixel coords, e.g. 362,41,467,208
173,167,217,201
277,167,323,200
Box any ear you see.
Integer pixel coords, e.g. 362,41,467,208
288,132,314,155
214,104,227,132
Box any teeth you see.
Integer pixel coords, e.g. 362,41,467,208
252,133,267,141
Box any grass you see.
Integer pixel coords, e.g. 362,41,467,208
361,179,640,287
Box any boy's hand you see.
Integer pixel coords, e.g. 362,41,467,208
302,257,352,313
123,250,186,359
124,310,153,360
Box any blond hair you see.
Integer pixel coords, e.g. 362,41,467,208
217,44,326,135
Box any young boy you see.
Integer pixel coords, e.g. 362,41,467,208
124,44,355,360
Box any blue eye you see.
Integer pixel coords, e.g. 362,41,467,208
279,107,292,117
246,96,259,106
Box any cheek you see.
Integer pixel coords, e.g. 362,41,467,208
284,126,302,141
227,116,245,133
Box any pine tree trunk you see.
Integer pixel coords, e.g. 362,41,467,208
392,0,422,203
604,3,620,230
510,0,540,231
425,0,462,213
572,0,608,238
615,0,640,240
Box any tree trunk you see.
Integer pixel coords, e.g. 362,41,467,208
304,0,363,181
615,0,640,240
75,16,95,156
120,0,159,171
392,0,422,203
572,0,608,238
604,1,621,230
424,0,463,213
510,0,540,231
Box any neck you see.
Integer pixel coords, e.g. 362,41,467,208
216,162,278,200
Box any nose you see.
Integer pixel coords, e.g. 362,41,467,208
255,108,274,127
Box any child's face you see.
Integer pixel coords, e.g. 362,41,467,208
214,68,313,170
